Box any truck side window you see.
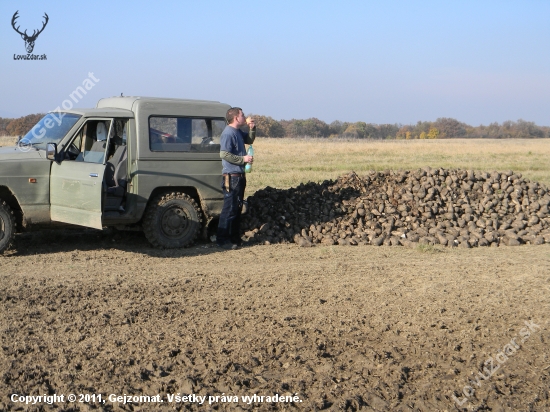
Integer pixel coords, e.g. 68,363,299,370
149,116,224,152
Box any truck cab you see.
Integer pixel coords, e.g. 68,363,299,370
0,96,230,253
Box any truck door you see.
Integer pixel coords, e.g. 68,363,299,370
49,119,113,229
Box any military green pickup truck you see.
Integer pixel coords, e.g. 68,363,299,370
0,96,230,253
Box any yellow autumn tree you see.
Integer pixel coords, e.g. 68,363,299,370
427,127,440,139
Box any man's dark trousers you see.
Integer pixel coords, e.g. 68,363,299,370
217,175,246,246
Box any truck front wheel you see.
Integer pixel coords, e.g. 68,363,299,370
143,192,202,248
0,200,16,254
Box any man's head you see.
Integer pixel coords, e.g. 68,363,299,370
226,107,246,128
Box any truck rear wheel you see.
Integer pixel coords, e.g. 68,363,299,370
0,200,16,254
143,192,202,248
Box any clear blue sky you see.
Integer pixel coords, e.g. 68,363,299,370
1,1,549,126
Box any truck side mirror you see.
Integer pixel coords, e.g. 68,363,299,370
46,143,57,160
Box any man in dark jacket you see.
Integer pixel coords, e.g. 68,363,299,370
216,107,255,249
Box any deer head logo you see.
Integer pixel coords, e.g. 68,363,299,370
11,11,49,54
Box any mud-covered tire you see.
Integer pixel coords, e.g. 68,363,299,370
143,192,202,248
0,200,16,254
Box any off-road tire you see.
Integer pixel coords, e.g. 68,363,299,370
0,200,16,254
143,192,202,248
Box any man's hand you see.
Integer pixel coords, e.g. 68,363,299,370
243,155,254,163
246,116,255,129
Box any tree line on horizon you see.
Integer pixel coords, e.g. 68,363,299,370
0,114,44,137
1,113,549,140
252,115,550,139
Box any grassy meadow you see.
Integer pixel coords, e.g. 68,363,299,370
246,138,550,194
0,136,17,147
2,135,549,194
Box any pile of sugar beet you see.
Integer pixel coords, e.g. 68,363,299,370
241,168,550,248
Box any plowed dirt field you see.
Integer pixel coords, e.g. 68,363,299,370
1,229,549,411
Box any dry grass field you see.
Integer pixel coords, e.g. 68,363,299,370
0,136,17,147
246,138,550,194
1,137,550,411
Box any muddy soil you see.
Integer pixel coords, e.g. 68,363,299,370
1,229,549,411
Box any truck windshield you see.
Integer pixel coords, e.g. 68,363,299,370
20,113,81,150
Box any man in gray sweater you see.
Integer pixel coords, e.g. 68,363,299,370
216,107,255,249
